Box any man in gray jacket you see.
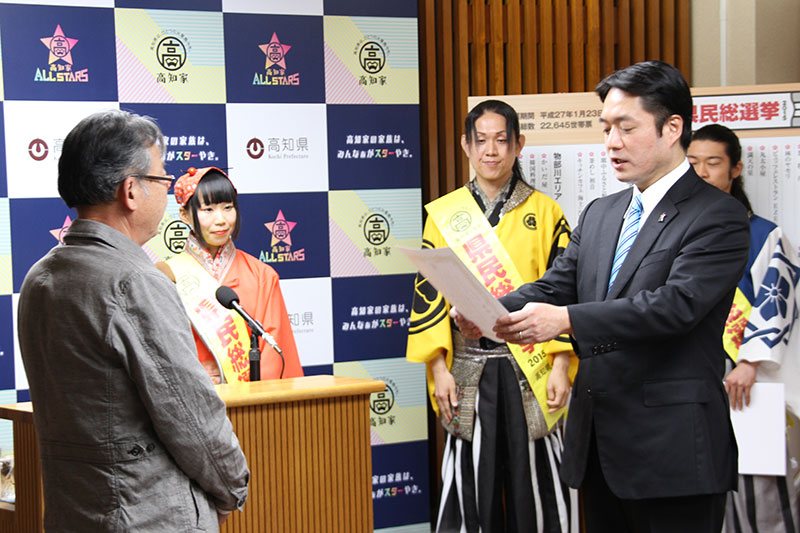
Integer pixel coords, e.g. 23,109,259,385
17,109,250,532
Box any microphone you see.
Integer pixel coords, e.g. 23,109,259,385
215,285,283,357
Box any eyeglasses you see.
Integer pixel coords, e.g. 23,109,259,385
131,174,176,188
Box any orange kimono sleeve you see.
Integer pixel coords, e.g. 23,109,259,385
224,251,304,380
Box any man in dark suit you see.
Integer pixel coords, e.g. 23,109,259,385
453,61,750,531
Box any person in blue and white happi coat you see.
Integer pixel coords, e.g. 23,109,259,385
689,123,800,533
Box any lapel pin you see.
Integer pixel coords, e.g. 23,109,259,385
658,212,666,223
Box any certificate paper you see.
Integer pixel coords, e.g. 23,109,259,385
399,246,508,343
730,382,786,476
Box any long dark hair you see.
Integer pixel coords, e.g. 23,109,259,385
464,99,525,182
691,124,752,213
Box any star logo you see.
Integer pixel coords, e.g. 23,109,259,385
258,33,291,69
265,210,296,247
50,215,73,244
41,25,78,65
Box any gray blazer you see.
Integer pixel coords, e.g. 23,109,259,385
501,169,750,499
18,219,249,532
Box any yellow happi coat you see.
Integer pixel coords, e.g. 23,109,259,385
407,179,576,432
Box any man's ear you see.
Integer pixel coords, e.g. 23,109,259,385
731,160,743,180
663,114,683,146
118,176,139,211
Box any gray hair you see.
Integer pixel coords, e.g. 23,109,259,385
58,109,165,208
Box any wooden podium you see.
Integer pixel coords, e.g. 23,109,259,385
0,375,385,533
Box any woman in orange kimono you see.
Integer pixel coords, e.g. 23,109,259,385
158,167,303,383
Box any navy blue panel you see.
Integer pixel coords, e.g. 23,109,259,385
10,198,76,292
17,389,30,403
0,295,13,390
115,0,221,9
331,274,414,361
371,440,430,529
235,192,330,280
224,13,324,104
0,4,117,101
301,364,333,377
327,104,421,190
324,0,417,17
121,103,228,178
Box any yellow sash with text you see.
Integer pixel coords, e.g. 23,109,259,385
167,253,252,383
427,187,564,429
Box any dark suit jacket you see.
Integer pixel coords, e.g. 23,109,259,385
500,168,750,500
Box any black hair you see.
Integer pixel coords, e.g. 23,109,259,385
464,99,525,182
596,60,693,150
58,109,164,208
691,124,752,213
184,170,242,247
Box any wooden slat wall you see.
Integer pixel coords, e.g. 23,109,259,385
418,0,691,204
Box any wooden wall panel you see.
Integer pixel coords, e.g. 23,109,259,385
646,0,661,58
521,0,539,93
418,0,692,204
617,0,632,66
436,0,458,198
539,1,555,93
661,0,676,64
489,0,505,95
554,0,570,92
418,0,439,204
506,1,523,94
631,0,646,62
601,0,616,78
470,1,488,95
676,0,691,75
454,1,471,186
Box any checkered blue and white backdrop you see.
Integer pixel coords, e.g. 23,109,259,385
0,1,429,530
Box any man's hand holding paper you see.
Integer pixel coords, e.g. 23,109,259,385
494,302,573,345
451,301,573,347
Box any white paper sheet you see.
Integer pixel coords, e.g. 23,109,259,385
730,382,786,476
399,247,508,343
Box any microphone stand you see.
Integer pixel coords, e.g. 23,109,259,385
215,286,283,380
249,330,260,382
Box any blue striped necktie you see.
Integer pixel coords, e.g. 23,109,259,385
608,194,643,291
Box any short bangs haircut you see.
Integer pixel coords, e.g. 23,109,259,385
596,60,693,150
184,169,241,246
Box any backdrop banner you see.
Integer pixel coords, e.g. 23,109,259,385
0,2,427,530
